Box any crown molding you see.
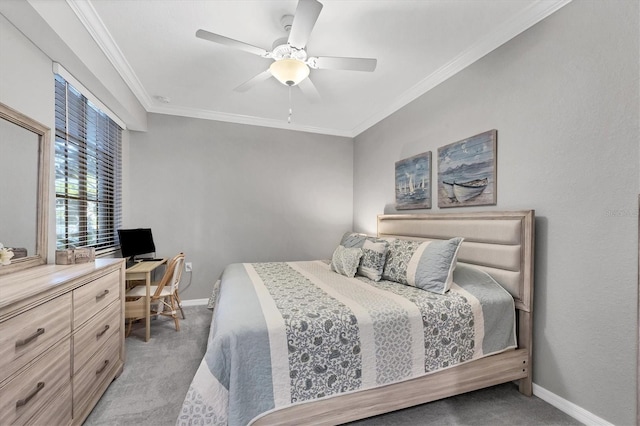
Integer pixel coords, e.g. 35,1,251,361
350,0,572,137
66,0,154,109
69,0,571,138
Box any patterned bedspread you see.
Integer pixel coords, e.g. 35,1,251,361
178,261,516,425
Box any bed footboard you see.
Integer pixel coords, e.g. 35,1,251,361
252,349,530,425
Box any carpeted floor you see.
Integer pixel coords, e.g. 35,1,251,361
84,305,211,426
84,305,582,426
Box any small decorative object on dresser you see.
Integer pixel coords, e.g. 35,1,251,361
55,248,96,265
73,247,95,264
0,259,126,425
10,248,27,259
395,151,432,210
56,249,74,265
0,243,14,265
438,129,497,208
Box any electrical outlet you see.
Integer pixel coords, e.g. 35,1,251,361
185,262,193,272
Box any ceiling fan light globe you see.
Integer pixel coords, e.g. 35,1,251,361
270,59,310,87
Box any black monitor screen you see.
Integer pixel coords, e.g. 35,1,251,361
117,228,156,259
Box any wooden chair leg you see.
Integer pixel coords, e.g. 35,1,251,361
170,295,180,332
126,319,132,337
175,292,186,319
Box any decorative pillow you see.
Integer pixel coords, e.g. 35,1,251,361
383,237,464,294
330,245,363,278
357,239,389,281
339,232,367,248
408,237,464,294
338,232,389,281
381,239,421,284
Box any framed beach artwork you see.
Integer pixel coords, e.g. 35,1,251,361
395,151,431,210
437,129,497,208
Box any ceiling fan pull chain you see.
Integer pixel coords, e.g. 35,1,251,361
288,85,293,124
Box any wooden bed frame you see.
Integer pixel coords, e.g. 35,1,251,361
253,210,535,425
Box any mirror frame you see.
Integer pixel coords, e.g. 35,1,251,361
0,102,50,275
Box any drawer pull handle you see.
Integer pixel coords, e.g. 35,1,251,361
15,328,45,348
96,359,110,375
16,382,45,408
96,324,110,338
96,289,110,300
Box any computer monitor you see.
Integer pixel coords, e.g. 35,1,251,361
117,228,156,260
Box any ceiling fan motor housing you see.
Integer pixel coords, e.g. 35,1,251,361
271,14,306,63
272,40,307,62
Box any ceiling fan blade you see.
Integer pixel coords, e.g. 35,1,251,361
297,78,321,103
196,29,268,57
234,69,273,92
312,56,377,72
287,0,323,49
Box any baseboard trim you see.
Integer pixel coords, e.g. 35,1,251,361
533,383,612,426
181,298,209,307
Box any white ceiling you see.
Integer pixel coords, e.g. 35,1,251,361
38,0,569,137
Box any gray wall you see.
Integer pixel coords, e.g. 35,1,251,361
353,1,639,425
0,12,57,258
0,13,52,127
127,114,353,300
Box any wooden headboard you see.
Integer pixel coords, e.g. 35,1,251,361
377,210,535,313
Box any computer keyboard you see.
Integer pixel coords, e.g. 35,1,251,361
139,258,163,262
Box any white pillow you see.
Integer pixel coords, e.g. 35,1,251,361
357,239,389,281
330,245,363,278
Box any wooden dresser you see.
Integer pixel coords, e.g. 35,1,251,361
0,259,125,425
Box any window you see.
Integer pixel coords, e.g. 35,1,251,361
54,74,122,253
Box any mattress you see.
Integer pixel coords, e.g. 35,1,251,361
177,260,516,425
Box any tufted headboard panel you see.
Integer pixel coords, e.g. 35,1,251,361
377,210,535,312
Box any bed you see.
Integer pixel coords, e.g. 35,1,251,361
178,210,535,425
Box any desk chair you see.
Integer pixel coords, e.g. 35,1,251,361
125,253,185,335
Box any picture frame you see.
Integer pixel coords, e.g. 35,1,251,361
437,129,497,208
395,151,431,210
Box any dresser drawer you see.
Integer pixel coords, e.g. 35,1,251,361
0,339,71,426
0,293,72,385
73,299,120,375
73,270,120,328
73,331,120,418
26,381,72,426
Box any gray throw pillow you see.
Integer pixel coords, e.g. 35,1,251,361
383,237,464,294
408,237,464,294
339,232,367,248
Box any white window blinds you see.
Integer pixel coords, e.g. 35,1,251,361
54,74,122,253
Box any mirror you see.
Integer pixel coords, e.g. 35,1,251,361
0,102,50,275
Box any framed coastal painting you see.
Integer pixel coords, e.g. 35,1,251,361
395,151,431,210
437,129,497,208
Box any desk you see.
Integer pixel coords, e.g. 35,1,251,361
125,259,167,341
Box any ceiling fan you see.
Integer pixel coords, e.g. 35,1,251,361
196,0,377,103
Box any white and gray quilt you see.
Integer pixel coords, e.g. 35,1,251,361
178,261,516,425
